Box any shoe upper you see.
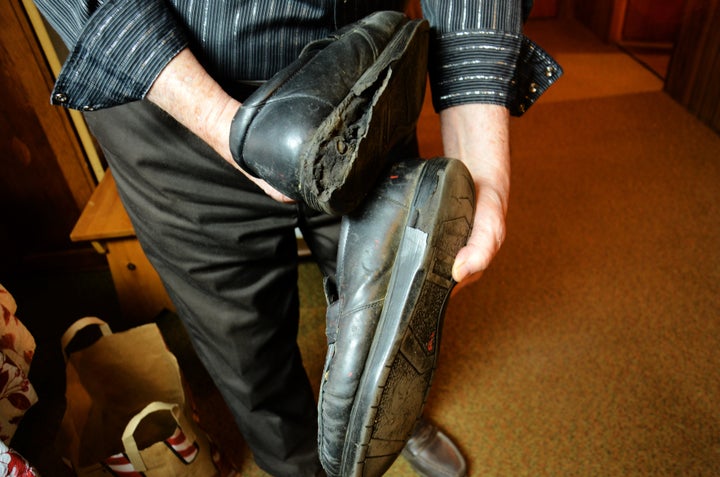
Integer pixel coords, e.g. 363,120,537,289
318,157,475,477
229,11,413,196
319,160,425,475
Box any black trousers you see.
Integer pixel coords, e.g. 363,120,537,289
85,100,339,476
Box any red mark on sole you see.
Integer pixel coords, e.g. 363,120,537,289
427,331,436,352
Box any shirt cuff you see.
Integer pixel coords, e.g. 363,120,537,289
429,29,562,116
50,0,188,111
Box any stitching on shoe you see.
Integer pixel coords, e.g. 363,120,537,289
340,298,384,316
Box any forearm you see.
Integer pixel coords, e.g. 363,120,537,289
146,48,240,166
146,48,293,203
424,0,561,282
440,103,511,282
441,104,511,208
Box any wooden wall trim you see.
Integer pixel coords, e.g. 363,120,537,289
2,1,95,209
1,0,100,266
20,0,106,183
665,0,720,133
609,0,628,43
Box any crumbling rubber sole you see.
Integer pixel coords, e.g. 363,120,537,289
299,19,429,215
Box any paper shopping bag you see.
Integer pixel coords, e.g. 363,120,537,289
58,317,227,476
98,401,220,477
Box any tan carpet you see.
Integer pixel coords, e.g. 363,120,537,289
240,18,720,476
430,90,720,476
425,18,720,477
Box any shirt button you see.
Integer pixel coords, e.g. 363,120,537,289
53,92,68,103
82,105,95,111
529,83,538,94
546,66,555,77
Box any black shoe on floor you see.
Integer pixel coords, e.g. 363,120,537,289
402,418,468,477
319,157,475,477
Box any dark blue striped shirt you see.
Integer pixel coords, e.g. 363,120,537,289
34,0,561,115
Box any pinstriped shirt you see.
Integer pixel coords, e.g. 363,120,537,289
34,0,561,116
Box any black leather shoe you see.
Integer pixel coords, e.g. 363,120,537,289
230,11,429,215
318,158,475,477
402,418,468,477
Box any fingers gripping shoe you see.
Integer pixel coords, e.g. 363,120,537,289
318,158,475,477
229,11,429,215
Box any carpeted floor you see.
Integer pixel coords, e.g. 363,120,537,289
5,16,720,477
236,17,720,476
410,18,720,477
308,17,720,477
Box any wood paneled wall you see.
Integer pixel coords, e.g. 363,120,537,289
572,0,684,45
665,0,720,134
622,0,684,44
574,0,616,42
0,1,96,270
530,0,560,18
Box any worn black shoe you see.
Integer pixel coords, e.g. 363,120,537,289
229,11,429,215
319,158,475,477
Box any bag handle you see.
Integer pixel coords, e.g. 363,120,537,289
121,401,197,472
61,316,112,360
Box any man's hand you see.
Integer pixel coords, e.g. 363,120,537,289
440,103,511,285
146,48,294,203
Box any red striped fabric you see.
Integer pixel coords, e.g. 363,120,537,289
104,453,144,477
165,426,199,463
